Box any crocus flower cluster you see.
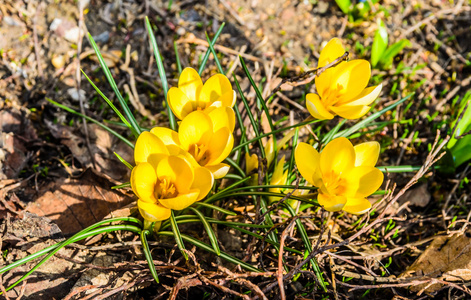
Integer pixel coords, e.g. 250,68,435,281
131,68,236,222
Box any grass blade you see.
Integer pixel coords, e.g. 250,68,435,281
87,33,141,138
188,207,221,256
157,231,260,272
283,204,327,292
198,23,225,75
334,93,413,139
145,16,176,131
114,152,133,169
193,202,237,216
2,224,142,294
81,70,133,132
140,230,159,283
173,41,182,74
47,98,134,149
170,210,188,260
232,74,265,158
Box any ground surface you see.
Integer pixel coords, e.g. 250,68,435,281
1,0,471,299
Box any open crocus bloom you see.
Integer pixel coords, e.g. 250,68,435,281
131,132,213,222
295,137,383,214
150,109,234,179
306,38,382,120
167,67,236,120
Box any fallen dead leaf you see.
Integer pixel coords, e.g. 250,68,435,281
400,230,471,292
27,168,134,235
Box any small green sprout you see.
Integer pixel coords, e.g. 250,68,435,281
371,19,410,69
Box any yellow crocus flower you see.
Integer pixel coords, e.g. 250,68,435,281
307,38,382,120
150,109,235,179
295,137,383,214
131,132,213,222
167,67,236,120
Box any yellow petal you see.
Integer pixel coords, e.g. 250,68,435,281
131,162,157,202
199,73,233,107
264,137,275,167
178,111,213,150
329,104,371,119
318,38,346,68
138,200,171,221
178,67,203,104
331,59,371,102
320,137,355,176
158,189,200,210
337,84,382,106
167,86,194,120
315,68,336,98
245,153,259,174
207,106,236,132
207,128,233,165
295,143,322,187
306,93,335,120
150,127,180,146
147,153,168,170
192,167,214,200
318,193,347,212
134,131,169,164
270,156,287,185
156,156,194,194
206,163,230,179
354,142,380,167
343,197,372,214
343,166,384,197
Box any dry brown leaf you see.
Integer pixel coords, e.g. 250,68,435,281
400,230,471,292
27,168,134,235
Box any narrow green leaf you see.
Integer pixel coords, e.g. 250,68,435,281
81,70,133,131
371,19,388,67
173,41,182,74
87,33,141,138
111,182,131,189
239,56,276,134
334,93,413,139
198,23,225,75
140,230,160,283
232,117,321,153
188,207,221,255
193,202,237,216
334,0,352,14
114,152,133,170
157,231,260,272
145,16,176,131
47,98,135,149
380,39,411,67
224,157,246,177
170,210,188,260
2,224,142,293
282,204,327,291
321,119,346,144
232,74,265,158
204,176,252,203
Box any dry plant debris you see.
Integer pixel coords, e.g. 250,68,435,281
0,0,471,299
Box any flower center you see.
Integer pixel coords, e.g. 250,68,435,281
154,177,178,199
322,170,346,195
189,143,210,165
324,83,345,107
